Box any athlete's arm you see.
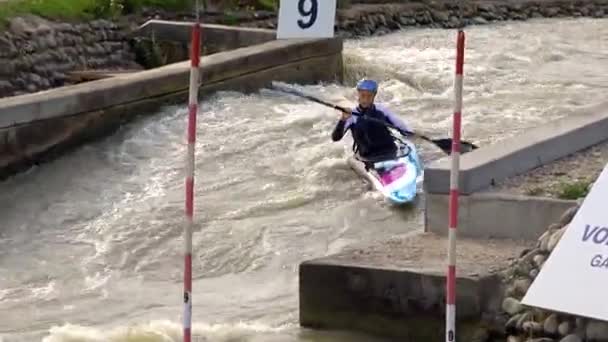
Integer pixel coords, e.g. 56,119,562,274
331,113,355,141
377,105,413,135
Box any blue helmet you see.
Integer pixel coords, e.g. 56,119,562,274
356,79,378,93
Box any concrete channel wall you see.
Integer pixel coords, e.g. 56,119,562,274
133,19,277,54
299,259,500,340
299,231,529,341
0,20,343,180
422,102,608,240
424,102,608,195
424,192,577,240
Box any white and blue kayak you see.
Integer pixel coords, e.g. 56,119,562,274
347,140,424,205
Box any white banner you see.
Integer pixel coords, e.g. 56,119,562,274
522,163,608,321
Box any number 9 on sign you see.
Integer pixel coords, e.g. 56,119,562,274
277,0,337,39
297,0,318,29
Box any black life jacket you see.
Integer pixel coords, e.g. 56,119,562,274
350,105,397,159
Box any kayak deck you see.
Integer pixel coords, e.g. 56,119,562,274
347,140,423,205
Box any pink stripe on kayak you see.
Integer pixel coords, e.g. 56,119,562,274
379,165,406,186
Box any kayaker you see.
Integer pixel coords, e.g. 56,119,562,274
331,78,413,161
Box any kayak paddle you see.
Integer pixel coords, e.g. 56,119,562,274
269,82,479,155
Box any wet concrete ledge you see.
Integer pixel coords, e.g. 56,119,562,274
421,103,608,240
299,231,533,340
424,192,577,240
424,102,608,195
133,20,276,53
0,22,343,180
0,36,342,128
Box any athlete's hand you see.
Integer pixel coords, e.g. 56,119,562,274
339,108,352,121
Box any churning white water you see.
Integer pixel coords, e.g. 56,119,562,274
0,17,606,342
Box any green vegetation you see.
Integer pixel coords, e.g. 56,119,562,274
0,0,198,25
523,178,593,199
97,0,195,16
0,0,99,23
0,0,282,25
219,0,278,11
556,180,591,200
255,0,277,11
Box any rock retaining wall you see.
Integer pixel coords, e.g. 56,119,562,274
337,0,607,38
0,16,141,98
1,0,606,100
498,202,608,342
237,0,608,38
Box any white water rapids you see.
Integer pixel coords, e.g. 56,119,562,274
0,18,606,342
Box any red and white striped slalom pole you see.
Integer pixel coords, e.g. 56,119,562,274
446,29,465,342
184,10,201,342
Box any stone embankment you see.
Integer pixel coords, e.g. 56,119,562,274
497,203,608,342
0,16,141,98
1,0,606,100
237,0,608,37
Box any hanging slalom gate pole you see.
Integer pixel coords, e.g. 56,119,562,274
446,29,465,342
184,2,201,342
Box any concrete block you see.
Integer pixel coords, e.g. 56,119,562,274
299,232,531,340
424,192,577,240
0,37,342,129
424,102,608,194
134,20,276,49
0,52,342,180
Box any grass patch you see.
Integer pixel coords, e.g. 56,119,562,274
0,0,195,26
556,180,592,200
219,13,239,25
126,0,193,12
0,0,98,24
256,0,277,11
0,0,282,27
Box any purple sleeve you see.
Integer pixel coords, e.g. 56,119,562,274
343,115,355,132
377,104,411,133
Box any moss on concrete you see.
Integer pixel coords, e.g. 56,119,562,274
556,180,592,200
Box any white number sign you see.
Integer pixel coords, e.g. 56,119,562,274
276,0,337,39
